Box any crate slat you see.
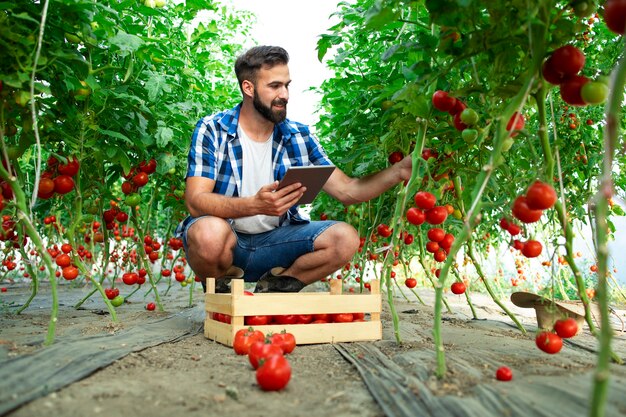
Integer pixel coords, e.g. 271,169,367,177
203,278,382,346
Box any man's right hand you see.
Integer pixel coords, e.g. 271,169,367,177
255,181,306,216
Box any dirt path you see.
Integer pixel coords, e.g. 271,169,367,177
1,282,625,417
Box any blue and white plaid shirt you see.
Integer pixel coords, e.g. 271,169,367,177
176,103,332,235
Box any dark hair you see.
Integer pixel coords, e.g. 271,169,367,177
234,46,289,89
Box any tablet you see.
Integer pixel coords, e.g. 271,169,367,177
277,165,336,205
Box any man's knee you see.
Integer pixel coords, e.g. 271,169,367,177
187,217,235,259
320,222,360,261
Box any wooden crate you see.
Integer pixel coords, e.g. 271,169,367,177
204,278,382,347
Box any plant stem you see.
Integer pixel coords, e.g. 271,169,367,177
589,37,626,417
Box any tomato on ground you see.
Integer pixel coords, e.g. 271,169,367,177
256,354,291,391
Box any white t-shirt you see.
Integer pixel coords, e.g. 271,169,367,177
232,127,280,233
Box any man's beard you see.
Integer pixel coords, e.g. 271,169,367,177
253,91,287,124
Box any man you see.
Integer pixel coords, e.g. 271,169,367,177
177,45,412,293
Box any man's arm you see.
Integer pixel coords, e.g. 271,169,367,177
184,176,306,219
322,155,412,206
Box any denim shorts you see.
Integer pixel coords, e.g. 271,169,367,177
181,216,339,282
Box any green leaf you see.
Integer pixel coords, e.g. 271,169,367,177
156,122,174,147
145,73,170,101
98,129,133,145
364,2,400,30
109,31,144,55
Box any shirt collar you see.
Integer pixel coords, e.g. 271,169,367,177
219,102,296,144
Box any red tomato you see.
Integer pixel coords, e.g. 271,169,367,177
273,315,298,325
331,313,354,323
522,240,542,258
451,282,466,294
295,314,313,324
62,265,79,280
439,233,454,250
233,327,265,355
414,191,436,210
506,112,525,137
560,74,590,106
248,340,284,369
495,366,513,381
406,207,426,225
541,57,568,85
352,312,365,321
426,241,440,253
139,158,157,174
425,206,448,225
256,354,291,391
55,253,71,268
405,278,417,288
38,178,55,195
53,175,75,194
604,0,626,34
448,99,466,116
121,181,135,195
146,302,156,311
535,331,563,354
122,272,138,285
427,227,445,242
116,211,129,223
376,223,392,238
549,45,585,77
525,180,557,210
554,317,578,338
104,287,119,300
312,313,330,322
245,315,271,326
431,90,456,112
434,249,447,262
61,243,72,254
511,196,543,224
270,331,297,354
403,233,414,245
507,223,521,236
132,171,149,187
57,156,80,177
388,151,404,165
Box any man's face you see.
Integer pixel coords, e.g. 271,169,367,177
251,64,290,124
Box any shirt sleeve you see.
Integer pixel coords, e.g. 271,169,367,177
306,131,333,166
187,117,217,179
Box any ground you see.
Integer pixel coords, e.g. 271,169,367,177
1,280,625,417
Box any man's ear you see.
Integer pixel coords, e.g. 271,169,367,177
242,80,254,99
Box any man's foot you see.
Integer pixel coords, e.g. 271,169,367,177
202,266,245,293
254,267,306,293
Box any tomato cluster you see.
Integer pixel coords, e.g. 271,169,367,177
121,158,157,202
407,191,449,226
37,156,80,199
425,226,454,263
230,326,295,391
504,180,558,259
542,44,608,106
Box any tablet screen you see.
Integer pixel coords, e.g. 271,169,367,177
277,165,336,205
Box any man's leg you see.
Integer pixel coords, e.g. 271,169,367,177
184,216,238,291
253,222,360,292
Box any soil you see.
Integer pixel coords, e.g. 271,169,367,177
1,281,625,417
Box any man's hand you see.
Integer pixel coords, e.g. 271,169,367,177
397,155,413,182
254,181,306,216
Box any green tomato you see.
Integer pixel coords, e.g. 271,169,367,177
581,81,608,105
111,295,124,307
460,108,479,126
572,0,596,17
501,137,514,152
125,193,141,207
64,32,82,43
461,128,478,143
